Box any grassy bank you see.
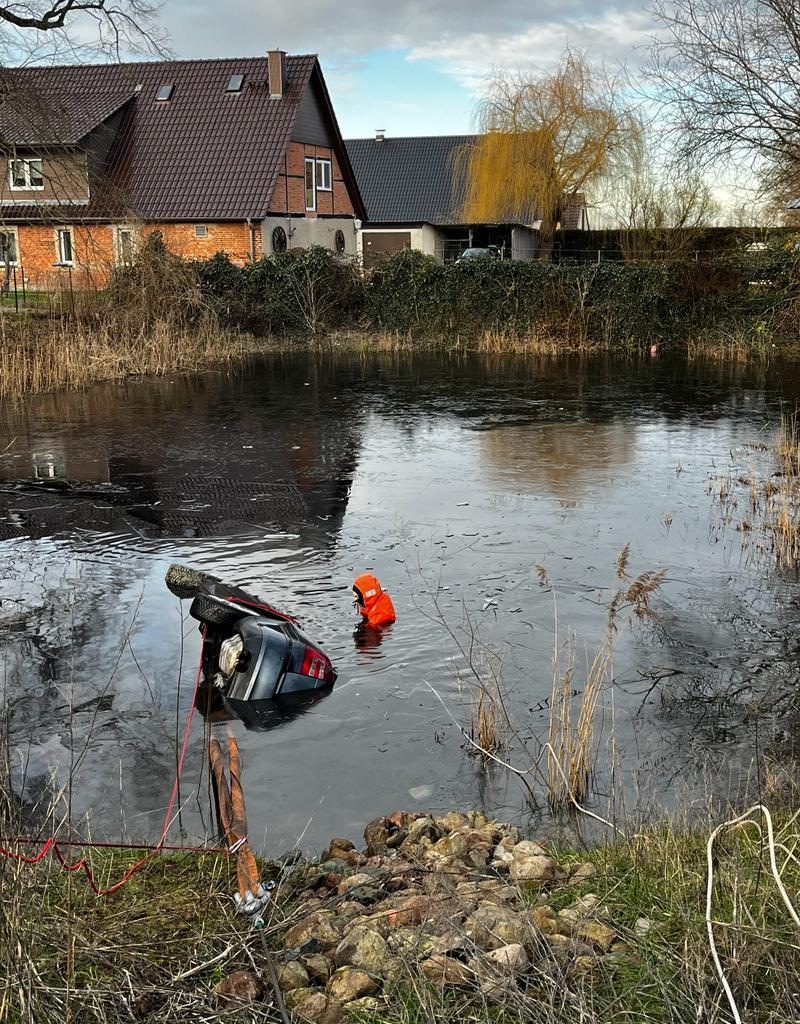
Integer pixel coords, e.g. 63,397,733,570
2,804,798,1023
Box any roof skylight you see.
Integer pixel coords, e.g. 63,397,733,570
156,83,174,102
226,74,245,93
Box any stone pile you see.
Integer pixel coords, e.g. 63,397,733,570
215,810,636,1022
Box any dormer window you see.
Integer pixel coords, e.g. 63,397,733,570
9,158,43,190
156,83,173,102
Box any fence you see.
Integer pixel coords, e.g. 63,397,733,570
0,262,106,316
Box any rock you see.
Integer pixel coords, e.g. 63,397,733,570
213,970,264,1008
485,943,529,973
285,988,325,1013
491,845,515,867
437,811,471,832
346,997,382,1012
509,854,560,885
577,921,616,952
337,873,375,896
385,894,430,928
512,840,548,858
284,913,341,951
386,829,407,849
327,968,378,1003
364,817,391,857
479,978,515,1002
427,832,468,862
328,838,355,855
291,991,344,1024
419,954,472,987
277,961,310,992
301,954,333,985
569,862,597,885
634,917,653,936
465,904,526,950
319,860,349,877
402,816,440,848
527,905,560,936
334,925,390,974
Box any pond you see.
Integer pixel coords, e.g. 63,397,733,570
1,352,798,854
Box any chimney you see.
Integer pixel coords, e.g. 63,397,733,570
268,49,286,99
375,128,385,143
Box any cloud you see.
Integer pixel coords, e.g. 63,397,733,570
162,0,651,62
407,9,659,92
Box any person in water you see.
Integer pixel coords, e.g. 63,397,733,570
352,573,396,628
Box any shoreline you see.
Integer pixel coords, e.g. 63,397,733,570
3,804,798,1022
0,323,794,401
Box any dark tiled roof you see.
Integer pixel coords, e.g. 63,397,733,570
560,193,588,231
0,86,135,145
0,55,319,220
346,134,477,225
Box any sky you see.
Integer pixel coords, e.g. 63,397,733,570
159,0,657,138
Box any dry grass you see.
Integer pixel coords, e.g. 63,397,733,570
545,550,665,809
0,317,246,398
711,412,800,571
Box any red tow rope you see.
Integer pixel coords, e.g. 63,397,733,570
0,633,207,895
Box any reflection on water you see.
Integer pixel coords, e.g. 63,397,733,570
1,353,799,853
481,422,636,499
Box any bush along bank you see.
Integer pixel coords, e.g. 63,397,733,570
194,242,800,352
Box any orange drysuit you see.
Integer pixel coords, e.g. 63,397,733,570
353,573,396,628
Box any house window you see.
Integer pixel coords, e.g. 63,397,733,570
56,227,74,265
304,158,316,211
316,158,332,191
156,83,174,102
9,158,44,190
195,224,208,238
0,229,18,266
115,226,134,265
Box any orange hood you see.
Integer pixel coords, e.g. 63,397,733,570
353,573,396,628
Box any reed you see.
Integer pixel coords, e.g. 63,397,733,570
0,317,245,398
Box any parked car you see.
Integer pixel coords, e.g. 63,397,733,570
456,246,500,263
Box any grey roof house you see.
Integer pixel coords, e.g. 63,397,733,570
345,133,589,265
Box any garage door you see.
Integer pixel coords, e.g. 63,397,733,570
362,231,412,269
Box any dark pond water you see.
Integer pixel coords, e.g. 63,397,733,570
1,352,799,854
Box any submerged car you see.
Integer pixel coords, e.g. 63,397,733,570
165,563,336,730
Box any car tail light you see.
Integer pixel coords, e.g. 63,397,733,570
300,645,333,682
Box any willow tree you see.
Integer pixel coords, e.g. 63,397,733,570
458,53,639,256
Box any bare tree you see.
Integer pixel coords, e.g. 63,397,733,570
608,130,720,259
458,52,639,258
647,0,800,203
0,0,165,62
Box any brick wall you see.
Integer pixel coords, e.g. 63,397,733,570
13,224,115,292
12,220,257,289
270,141,355,218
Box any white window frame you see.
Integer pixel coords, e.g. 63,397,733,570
304,157,316,212
315,158,332,191
114,225,136,266
0,227,19,266
194,224,208,238
8,157,44,191
55,226,74,266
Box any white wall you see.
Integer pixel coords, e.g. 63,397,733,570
261,216,360,256
356,224,447,261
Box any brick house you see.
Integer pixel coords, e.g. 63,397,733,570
0,51,365,289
